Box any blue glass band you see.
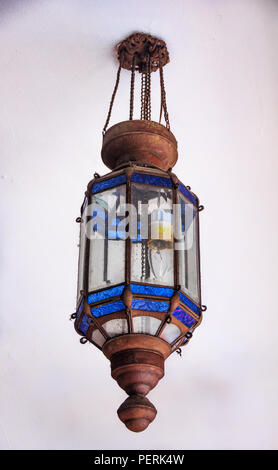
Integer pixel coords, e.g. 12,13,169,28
76,299,84,318
179,291,201,316
131,173,172,188
88,285,125,304
78,313,90,335
131,298,169,313
178,182,198,206
90,300,126,318
173,306,197,328
91,174,126,194
131,284,174,298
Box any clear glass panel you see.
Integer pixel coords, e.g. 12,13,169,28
131,183,174,286
133,315,161,335
91,329,106,347
77,200,88,303
102,318,128,337
88,186,126,291
177,193,200,303
160,323,181,344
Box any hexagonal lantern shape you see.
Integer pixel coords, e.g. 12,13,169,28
72,34,205,433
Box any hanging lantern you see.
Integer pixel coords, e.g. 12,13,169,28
72,33,205,432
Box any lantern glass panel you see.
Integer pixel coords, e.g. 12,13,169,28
102,318,128,337
133,316,161,335
160,323,182,343
91,329,106,347
177,193,200,303
77,200,87,303
88,185,126,292
131,183,174,286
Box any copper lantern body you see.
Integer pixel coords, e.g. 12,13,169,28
72,33,205,432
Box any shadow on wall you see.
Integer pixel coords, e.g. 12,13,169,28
0,0,35,22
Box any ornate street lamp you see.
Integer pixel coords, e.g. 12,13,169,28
72,33,205,432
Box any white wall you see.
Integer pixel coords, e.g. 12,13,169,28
1,0,278,450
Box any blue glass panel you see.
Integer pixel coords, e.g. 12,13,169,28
179,291,201,315
130,284,174,298
131,173,172,188
90,300,126,318
91,174,126,194
131,298,169,312
173,306,197,328
78,313,90,335
178,182,198,206
88,285,125,304
76,299,84,318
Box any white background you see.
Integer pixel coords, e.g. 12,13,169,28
1,0,278,450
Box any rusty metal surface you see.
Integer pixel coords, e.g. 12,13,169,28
101,120,178,171
102,333,172,360
111,349,164,396
116,33,169,73
117,395,157,432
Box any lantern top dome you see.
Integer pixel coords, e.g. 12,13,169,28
101,120,178,171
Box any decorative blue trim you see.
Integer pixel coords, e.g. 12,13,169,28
179,291,201,316
131,298,169,313
88,285,125,304
131,284,174,298
173,306,197,328
91,174,126,194
178,182,198,206
131,173,172,188
76,299,84,318
90,300,126,318
78,313,90,335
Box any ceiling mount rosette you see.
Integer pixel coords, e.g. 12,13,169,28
116,32,169,72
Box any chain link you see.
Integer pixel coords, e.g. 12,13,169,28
140,55,152,121
159,48,170,130
102,62,122,136
129,55,136,120
103,48,169,132
140,70,146,119
146,54,151,120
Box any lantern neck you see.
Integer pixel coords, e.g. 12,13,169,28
101,120,178,172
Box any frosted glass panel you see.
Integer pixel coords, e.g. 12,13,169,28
133,316,161,335
131,183,174,286
177,193,200,303
91,329,106,347
88,186,126,291
102,318,128,337
160,323,181,343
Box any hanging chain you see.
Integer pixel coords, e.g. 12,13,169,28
141,240,147,281
129,54,136,120
140,54,151,121
102,59,122,136
146,54,151,120
159,48,170,130
103,46,170,131
140,69,146,119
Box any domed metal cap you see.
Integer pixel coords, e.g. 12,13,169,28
101,120,178,171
